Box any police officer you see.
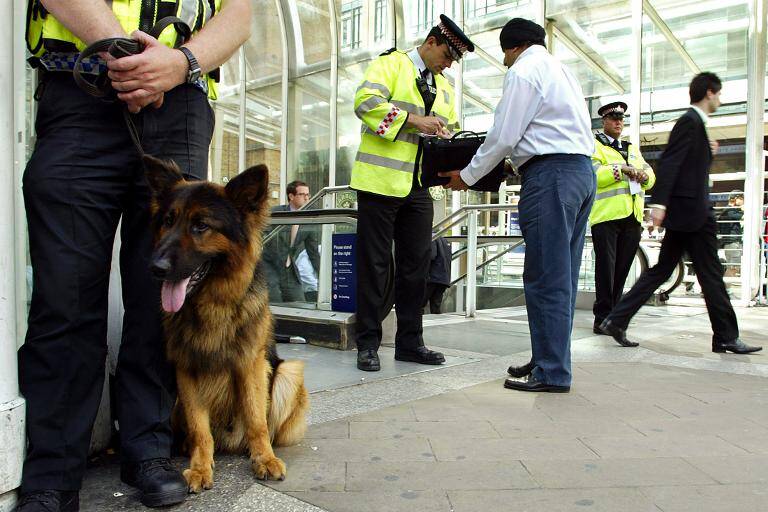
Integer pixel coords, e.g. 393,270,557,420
352,15,473,372
18,1,251,510
590,102,655,343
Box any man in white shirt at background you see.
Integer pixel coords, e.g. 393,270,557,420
443,18,595,392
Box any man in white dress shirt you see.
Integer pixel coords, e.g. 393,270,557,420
443,18,595,392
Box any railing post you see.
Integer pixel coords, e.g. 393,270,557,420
466,209,478,317
317,194,335,308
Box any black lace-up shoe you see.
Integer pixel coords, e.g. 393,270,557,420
600,320,639,347
507,359,534,378
394,346,445,365
120,458,187,507
14,490,79,512
357,348,381,371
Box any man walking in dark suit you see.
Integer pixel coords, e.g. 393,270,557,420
601,73,761,354
263,181,320,302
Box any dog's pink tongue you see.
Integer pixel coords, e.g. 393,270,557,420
161,277,191,313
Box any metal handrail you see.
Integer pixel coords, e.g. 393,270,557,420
303,185,353,210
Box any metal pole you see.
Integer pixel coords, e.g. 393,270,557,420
466,210,478,317
740,0,767,304
629,0,643,146
1,0,26,503
238,47,247,172
317,194,334,307
328,0,339,188
275,0,290,201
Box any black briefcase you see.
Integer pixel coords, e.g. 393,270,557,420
421,131,508,192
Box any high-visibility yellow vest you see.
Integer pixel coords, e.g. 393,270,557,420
26,0,221,96
590,133,656,226
351,50,459,198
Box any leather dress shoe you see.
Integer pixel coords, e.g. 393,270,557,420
593,321,608,335
600,320,639,347
507,359,534,378
14,490,79,512
394,346,445,365
357,348,380,371
120,458,187,508
713,338,762,354
504,374,570,393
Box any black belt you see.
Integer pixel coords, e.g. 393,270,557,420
518,153,586,173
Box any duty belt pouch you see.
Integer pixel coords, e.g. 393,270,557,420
421,131,508,192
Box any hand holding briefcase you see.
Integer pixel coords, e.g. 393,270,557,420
421,131,508,192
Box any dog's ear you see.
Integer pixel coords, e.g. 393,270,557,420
143,155,184,197
225,164,269,212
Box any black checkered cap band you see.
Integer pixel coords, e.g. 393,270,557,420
438,22,468,60
603,106,625,116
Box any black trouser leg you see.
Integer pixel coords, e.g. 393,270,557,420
393,188,433,350
612,216,642,307
117,83,213,462
608,229,686,330
19,74,130,492
687,218,739,343
591,220,618,323
355,192,399,351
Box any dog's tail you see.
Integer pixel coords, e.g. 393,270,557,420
268,359,309,446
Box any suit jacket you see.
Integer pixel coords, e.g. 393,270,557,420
651,108,713,232
263,205,321,281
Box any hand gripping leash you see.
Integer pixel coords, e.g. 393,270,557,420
72,17,192,155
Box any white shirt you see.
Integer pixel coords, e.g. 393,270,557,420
603,133,622,149
408,48,433,85
691,105,709,125
460,45,594,186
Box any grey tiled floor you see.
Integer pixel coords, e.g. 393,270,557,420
77,305,768,512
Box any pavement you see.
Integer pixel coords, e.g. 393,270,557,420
78,302,768,512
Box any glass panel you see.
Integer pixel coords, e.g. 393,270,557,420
288,71,332,195
546,0,631,118
293,0,333,70
244,0,284,206
337,0,394,189
209,50,242,186
401,0,459,47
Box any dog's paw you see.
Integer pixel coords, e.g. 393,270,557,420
184,467,214,493
252,456,286,481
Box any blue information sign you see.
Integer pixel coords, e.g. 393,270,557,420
331,233,356,312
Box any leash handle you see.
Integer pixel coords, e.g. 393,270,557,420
72,17,192,156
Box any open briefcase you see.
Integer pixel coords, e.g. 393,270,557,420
421,131,508,192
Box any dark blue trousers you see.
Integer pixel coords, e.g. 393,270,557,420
518,155,596,387
19,73,213,492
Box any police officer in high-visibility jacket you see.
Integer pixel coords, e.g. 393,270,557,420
590,102,655,342
352,15,473,372
18,1,250,510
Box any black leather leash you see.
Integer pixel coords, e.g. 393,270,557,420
73,17,191,155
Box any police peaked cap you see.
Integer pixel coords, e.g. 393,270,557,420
499,18,546,49
436,14,475,61
598,101,629,118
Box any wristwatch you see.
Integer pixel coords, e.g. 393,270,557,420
179,46,202,84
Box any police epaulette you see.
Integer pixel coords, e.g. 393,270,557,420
379,47,397,56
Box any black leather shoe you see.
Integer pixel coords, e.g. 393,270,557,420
120,458,187,508
593,321,608,335
357,348,381,371
504,374,570,393
600,320,639,347
394,346,445,365
713,338,762,354
14,491,79,512
507,359,534,378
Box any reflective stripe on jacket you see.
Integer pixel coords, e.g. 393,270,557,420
590,135,656,226
351,50,459,198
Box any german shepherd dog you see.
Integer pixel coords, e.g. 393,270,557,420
143,155,308,491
